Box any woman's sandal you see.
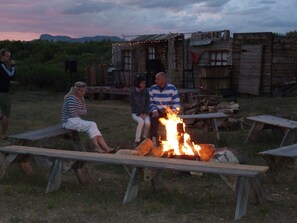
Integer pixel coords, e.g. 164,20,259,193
104,147,116,154
94,147,106,153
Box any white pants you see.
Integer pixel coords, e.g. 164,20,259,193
63,117,101,139
132,114,150,142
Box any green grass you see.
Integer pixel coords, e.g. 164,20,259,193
1,91,297,222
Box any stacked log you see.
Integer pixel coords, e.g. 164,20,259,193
182,94,243,130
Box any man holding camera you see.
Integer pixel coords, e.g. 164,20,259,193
0,49,16,140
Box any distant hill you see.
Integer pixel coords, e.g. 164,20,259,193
40,34,123,42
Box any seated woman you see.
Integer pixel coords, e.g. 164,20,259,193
61,81,115,153
129,75,151,148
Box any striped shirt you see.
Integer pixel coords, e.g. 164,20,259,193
61,95,87,123
149,83,180,113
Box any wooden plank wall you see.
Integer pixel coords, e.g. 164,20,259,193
232,33,273,95
272,37,297,88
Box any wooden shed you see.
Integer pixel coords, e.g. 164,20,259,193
187,30,232,93
232,32,297,96
111,33,185,88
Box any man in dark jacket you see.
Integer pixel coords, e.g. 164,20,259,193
0,49,16,139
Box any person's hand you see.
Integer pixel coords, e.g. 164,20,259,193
10,59,16,66
152,111,159,118
140,114,146,119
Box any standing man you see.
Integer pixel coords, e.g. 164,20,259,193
149,72,180,146
0,49,16,139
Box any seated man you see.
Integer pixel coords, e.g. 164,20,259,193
149,72,180,146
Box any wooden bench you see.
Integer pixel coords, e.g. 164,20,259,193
8,124,86,170
259,143,297,179
179,112,228,140
245,115,297,147
0,145,268,220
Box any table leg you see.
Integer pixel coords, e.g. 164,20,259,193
280,128,295,147
46,159,62,193
211,119,220,140
0,153,18,179
245,122,265,144
250,177,265,204
123,167,142,204
73,161,91,185
234,176,250,220
263,156,286,179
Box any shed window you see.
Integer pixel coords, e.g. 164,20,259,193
123,50,132,70
209,51,229,66
148,47,156,60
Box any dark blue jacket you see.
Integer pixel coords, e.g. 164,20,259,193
0,61,16,93
129,87,150,115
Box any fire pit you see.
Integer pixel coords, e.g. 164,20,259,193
133,107,215,162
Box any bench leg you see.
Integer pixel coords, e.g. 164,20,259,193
250,177,265,204
73,161,91,185
46,159,62,193
245,122,265,144
123,167,142,204
235,176,250,220
0,153,18,179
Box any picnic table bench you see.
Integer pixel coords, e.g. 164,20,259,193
179,112,228,140
0,145,268,220
245,115,297,147
259,143,297,179
7,124,86,175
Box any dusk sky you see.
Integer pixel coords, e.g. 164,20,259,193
1,0,296,41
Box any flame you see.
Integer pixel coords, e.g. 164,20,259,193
159,107,202,156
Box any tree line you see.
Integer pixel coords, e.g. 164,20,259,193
0,40,113,92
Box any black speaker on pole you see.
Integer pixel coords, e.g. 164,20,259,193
65,60,77,73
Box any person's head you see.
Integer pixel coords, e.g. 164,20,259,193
0,49,12,63
134,75,146,89
73,81,87,98
155,72,167,88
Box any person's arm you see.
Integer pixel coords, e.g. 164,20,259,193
149,87,158,114
77,98,87,116
0,62,16,78
67,96,79,118
171,87,181,112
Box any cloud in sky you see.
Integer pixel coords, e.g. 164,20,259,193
0,0,296,41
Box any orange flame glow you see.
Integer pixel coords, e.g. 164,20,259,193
159,107,202,156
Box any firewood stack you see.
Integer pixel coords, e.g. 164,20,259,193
182,94,242,130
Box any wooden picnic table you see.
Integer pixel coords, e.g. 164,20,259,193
179,112,228,140
259,143,297,179
8,124,87,178
0,145,268,220
245,115,297,147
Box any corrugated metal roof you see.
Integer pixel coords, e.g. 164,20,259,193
189,39,212,46
130,33,182,42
